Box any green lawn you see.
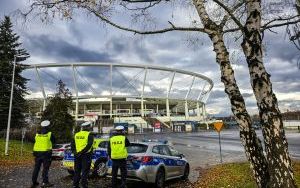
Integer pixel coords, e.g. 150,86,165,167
0,139,33,167
195,162,300,188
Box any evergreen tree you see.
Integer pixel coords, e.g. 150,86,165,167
42,80,74,143
0,16,29,130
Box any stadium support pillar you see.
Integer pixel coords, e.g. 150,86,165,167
84,104,86,115
35,67,47,111
72,65,79,120
185,100,189,120
141,68,147,117
166,72,175,118
166,98,170,118
196,102,201,120
156,104,159,114
100,104,102,115
130,104,133,115
141,99,144,117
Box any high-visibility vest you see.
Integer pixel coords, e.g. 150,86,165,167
75,131,92,153
110,135,128,159
93,138,104,149
33,132,52,152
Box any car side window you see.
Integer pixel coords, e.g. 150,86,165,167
152,146,159,154
168,146,180,156
160,145,171,156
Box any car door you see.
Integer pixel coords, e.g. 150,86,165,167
167,146,186,177
158,145,180,178
98,141,108,158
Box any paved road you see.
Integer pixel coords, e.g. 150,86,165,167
1,130,299,187
130,129,300,182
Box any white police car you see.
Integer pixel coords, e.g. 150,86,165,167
62,138,109,177
107,141,189,188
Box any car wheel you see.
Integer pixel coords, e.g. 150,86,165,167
67,169,74,176
181,164,189,180
155,168,165,188
93,161,107,177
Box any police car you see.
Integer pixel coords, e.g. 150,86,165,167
107,141,189,188
62,137,109,177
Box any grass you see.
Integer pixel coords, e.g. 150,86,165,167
0,139,34,168
195,161,300,188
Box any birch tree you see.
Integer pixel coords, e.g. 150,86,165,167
22,0,300,187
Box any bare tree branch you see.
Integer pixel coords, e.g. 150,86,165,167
85,6,209,34
120,0,162,11
262,15,300,29
213,0,244,30
262,18,300,31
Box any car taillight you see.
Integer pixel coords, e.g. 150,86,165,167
142,156,153,163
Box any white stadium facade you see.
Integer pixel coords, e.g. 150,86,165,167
25,63,214,133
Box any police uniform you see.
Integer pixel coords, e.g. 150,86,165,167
31,120,55,188
108,126,130,188
71,122,94,188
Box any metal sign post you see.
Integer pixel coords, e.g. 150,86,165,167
218,131,222,163
213,122,224,163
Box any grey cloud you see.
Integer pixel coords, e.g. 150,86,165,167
105,37,154,63
24,34,113,62
264,28,300,63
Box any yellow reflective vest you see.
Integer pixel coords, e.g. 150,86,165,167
110,135,128,159
75,131,92,153
33,132,52,152
93,138,104,149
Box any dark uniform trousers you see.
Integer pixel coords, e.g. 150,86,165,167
112,159,127,188
73,153,92,188
32,152,52,184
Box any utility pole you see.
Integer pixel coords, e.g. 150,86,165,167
5,56,17,156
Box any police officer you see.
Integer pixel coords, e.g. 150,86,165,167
31,120,55,188
71,122,94,188
108,126,130,188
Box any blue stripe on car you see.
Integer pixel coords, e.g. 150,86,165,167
107,156,186,170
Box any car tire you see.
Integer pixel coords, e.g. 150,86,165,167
155,168,165,188
181,164,189,180
93,161,107,177
67,169,74,176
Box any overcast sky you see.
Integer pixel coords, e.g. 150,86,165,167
1,0,300,116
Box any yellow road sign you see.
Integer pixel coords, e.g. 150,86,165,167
213,122,223,132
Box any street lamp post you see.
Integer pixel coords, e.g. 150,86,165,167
5,56,17,156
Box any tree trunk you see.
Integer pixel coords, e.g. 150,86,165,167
241,1,296,187
192,0,269,187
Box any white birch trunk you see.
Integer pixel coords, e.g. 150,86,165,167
241,0,296,187
193,0,269,187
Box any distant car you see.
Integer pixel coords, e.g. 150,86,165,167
107,141,189,188
62,137,109,177
52,144,70,160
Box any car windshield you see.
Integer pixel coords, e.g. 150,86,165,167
127,143,148,153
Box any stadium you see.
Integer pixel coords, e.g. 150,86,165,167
24,62,213,133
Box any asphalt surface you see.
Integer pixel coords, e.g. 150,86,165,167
1,129,299,188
